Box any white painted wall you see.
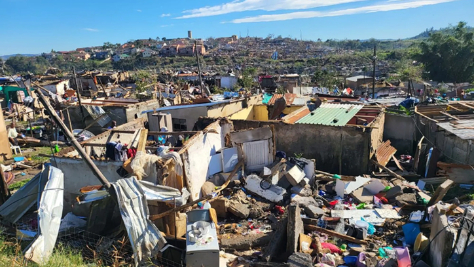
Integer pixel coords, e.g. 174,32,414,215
182,121,232,200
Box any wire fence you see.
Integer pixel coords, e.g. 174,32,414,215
10,219,185,267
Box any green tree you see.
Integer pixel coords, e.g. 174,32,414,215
133,70,156,93
418,21,474,82
238,67,257,89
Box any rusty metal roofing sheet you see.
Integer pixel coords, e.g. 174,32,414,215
283,107,310,124
375,140,397,167
267,93,296,106
295,103,363,126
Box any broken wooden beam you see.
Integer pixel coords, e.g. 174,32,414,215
149,194,213,220
371,160,405,181
137,129,148,152
427,179,454,206
304,224,368,245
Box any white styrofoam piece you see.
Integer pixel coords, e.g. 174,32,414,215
375,209,402,219
335,176,371,197
364,180,386,195
208,153,223,177
245,175,285,203
286,165,305,186
222,147,238,173
331,209,385,225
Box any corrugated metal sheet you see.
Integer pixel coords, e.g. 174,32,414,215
283,107,310,124
295,103,363,126
242,140,272,171
112,177,166,266
375,140,397,167
437,120,474,140
267,93,296,106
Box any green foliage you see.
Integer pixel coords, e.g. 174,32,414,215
312,69,339,88
133,70,156,93
8,179,30,191
418,21,474,82
238,67,257,89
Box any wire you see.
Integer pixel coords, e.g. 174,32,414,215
412,116,474,171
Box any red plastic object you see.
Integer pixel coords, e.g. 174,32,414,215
321,242,342,254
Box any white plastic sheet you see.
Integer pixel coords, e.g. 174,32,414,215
24,166,64,264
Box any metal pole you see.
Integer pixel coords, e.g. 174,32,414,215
72,67,86,123
34,85,112,189
372,45,376,99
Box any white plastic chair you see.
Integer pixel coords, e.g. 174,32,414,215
10,143,22,155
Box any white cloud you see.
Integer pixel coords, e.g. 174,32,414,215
160,24,174,27
161,13,171,17
230,0,457,23
137,9,142,12
83,28,99,32
177,0,366,19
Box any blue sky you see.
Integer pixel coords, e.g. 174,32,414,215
1,0,472,55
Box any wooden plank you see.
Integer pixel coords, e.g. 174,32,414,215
148,131,198,136
137,129,148,152
413,136,425,172
419,177,448,185
427,179,454,206
371,160,405,181
392,155,405,172
149,194,213,221
230,127,273,144
440,112,458,120
303,224,368,245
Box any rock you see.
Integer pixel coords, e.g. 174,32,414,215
287,252,312,267
249,206,265,219
287,203,304,255
229,201,250,218
351,187,374,204
211,197,228,218
304,205,325,218
291,186,312,197
291,195,319,207
220,232,273,250
395,193,417,206
385,185,403,199
201,181,216,196
262,215,288,262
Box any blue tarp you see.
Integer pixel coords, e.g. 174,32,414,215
399,97,419,109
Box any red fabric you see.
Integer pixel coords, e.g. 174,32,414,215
321,242,342,254
127,148,137,158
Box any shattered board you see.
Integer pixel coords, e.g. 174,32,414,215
335,176,371,197
331,209,385,225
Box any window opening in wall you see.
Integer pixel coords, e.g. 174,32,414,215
172,118,187,131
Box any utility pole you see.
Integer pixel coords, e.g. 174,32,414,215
372,45,377,99
194,41,210,96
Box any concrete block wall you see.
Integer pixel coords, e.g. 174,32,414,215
383,113,415,155
232,120,371,175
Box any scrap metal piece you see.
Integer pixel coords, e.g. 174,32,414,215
375,140,397,167
112,177,166,266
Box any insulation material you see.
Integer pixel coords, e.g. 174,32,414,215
222,148,238,173
112,177,166,266
131,151,160,182
24,166,64,264
242,139,273,171
182,121,232,200
335,176,371,198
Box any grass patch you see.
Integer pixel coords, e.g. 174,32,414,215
25,147,57,165
8,179,31,191
0,234,98,267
